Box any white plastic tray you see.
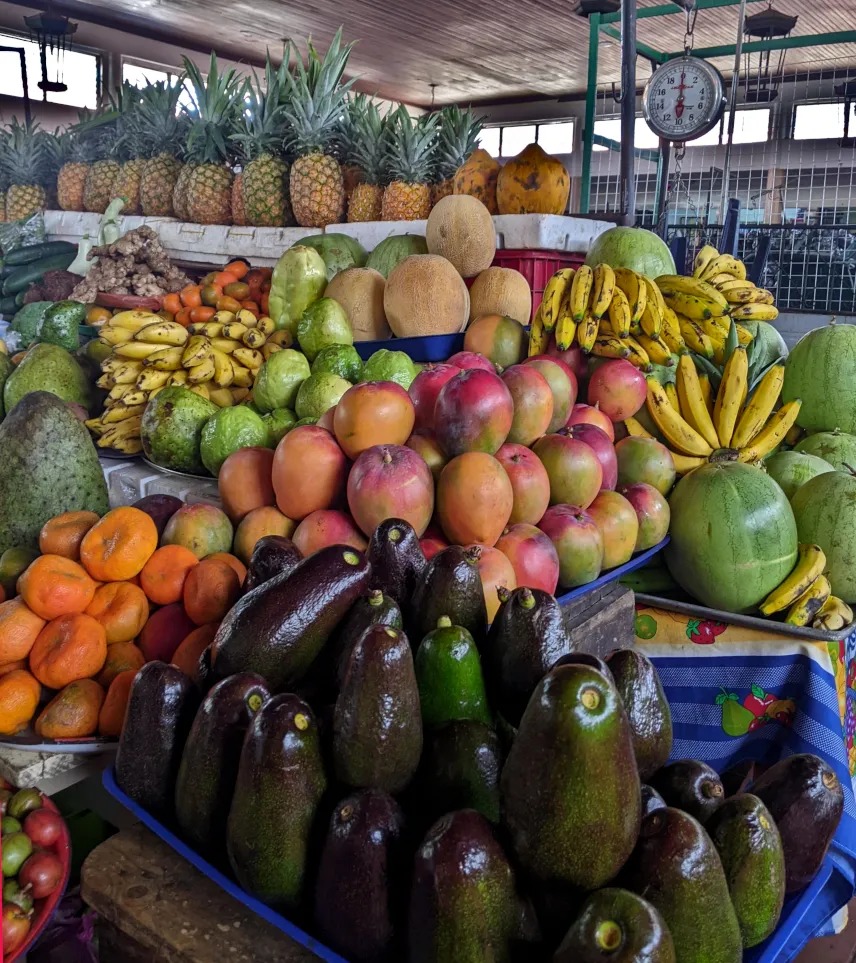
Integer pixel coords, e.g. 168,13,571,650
492,213,613,253
99,456,221,509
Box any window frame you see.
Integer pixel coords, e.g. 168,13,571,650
479,119,576,158
793,101,856,141
0,27,103,108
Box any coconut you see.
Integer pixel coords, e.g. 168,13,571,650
384,255,470,338
469,266,531,325
426,195,497,278
324,267,390,341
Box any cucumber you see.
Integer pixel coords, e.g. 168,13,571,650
15,291,26,307
3,241,77,267
0,296,19,316
0,263,16,280
3,252,76,295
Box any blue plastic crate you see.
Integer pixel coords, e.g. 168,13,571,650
354,333,464,363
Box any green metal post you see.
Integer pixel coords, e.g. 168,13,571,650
670,30,856,60
580,12,600,215
600,0,767,25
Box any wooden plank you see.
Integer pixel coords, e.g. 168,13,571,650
561,583,636,659
81,826,319,963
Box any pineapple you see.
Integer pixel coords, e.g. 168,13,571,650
0,119,48,221
110,81,147,214
431,106,484,206
82,110,120,216
382,107,439,222
0,132,7,222
348,100,387,223
282,28,355,228
181,53,243,225
338,93,369,200
136,80,188,217
231,173,247,226
54,120,98,212
232,57,291,227
173,164,196,221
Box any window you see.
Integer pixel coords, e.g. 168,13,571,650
593,118,659,151
690,109,769,146
123,60,197,112
794,102,856,140
478,120,575,158
0,31,99,108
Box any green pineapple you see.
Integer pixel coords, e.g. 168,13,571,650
347,100,387,223
0,119,48,221
282,28,355,228
182,53,244,225
338,92,370,200
431,106,484,205
135,79,189,218
232,57,292,228
382,107,439,221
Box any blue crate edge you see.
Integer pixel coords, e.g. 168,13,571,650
556,537,669,606
354,333,464,363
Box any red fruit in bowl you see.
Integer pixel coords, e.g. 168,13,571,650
562,423,618,490
532,434,603,510
617,482,671,552
347,444,434,537
408,363,460,431
501,364,553,447
522,355,578,432
587,359,647,422
446,351,496,373
19,850,64,899
495,443,551,526
23,808,64,850
566,402,615,441
2,902,32,955
539,505,604,589
545,339,587,382
434,369,514,457
496,523,560,594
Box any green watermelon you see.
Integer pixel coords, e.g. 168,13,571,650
782,320,856,433
298,233,368,281
765,451,835,501
664,462,798,613
366,234,428,278
793,429,856,471
791,469,856,603
584,226,676,280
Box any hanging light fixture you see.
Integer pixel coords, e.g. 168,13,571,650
23,9,77,98
742,4,797,103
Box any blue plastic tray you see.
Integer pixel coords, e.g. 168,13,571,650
354,333,464,363
556,537,668,607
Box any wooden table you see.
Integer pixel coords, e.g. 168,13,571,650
81,826,321,963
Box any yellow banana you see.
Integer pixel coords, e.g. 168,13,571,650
98,326,134,346
785,575,832,627
646,377,713,456
95,373,116,390
263,342,284,361
589,263,615,319
85,416,106,435
136,367,172,391
109,310,162,331
614,268,647,324
713,345,748,448
112,360,144,384
730,303,779,322
230,387,250,404
181,335,213,367
637,333,672,365
188,321,224,338
624,416,654,439
107,435,143,455
230,359,254,387
223,321,249,341
269,330,293,347
664,292,728,321
121,389,149,408
676,354,720,450
243,328,267,349
112,341,165,360
620,335,650,369
657,275,730,313
213,310,237,324
639,287,664,341
660,307,686,355
212,349,235,388
693,244,720,278
167,370,188,386
528,306,549,356
106,382,134,404
607,288,632,339
700,253,747,282
148,385,166,402
233,347,263,370
708,272,739,288
236,309,258,328
737,400,801,463
256,317,275,337
718,278,756,293
759,543,827,615
146,346,185,371
576,311,599,353
134,321,189,346
569,264,594,322
592,336,631,360
735,323,754,345
664,381,681,415
813,596,854,631
100,355,126,375
99,421,143,448
187,355,216,384
698,314,729,342
209,387,236,408
540,267,575,331
188,383,210,401
699,373,714,416
554,294,576,351
730,364,785,449
103,401,147,424
677,316,715,359
724,287,774,307
210,337,239,354
671,451,709,475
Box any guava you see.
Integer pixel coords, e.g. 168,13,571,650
200,406,270,476
262,408,297,446
359,348,417,389
252,349,311,413
296,297,353,362
295,372,351,421
311,344,363,383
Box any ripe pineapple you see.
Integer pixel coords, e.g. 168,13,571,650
431,106,484,206
382,107,439,221
173,164,196,221
0,119,48,221
348,100,387,223
52,117,97,211
182,53,243,225
137,80,188,217
82,111,120,217
232,57,292,227
338,93,369,200
231,173,247,226
282,28,355,228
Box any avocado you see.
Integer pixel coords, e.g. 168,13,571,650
606,649,673,781
227,694,327,911
140,385,218,475
132,493,183,539
620,807,742,963
243,535,302,593
650,760,724,824
211,545,371,690
500,663,641,890
333,625,422,794
4,343,91,414
413,720,502,826
174,672,270,862
415,617,492,728
485,586,573,726
751,753,844,892
408,809,534,963
115,662,200,824
329,589,403,689
706,794,785,947
37,299,86,351
408,545,488,650
553,651,609,674
721,759,760,798
368,517,427,608
642,784,667,817
554,888,676,963
314,790,406,962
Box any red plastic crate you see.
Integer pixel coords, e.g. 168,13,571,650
466,249,586,321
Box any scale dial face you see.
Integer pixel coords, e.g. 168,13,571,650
643,56,726,142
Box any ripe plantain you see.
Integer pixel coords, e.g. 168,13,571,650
230,359,254,387
243,328,267,349
693,244,719,278
813,596,854,631
623,416,654,439
99,326,134,346
730,303,779,322
554,294,577,351
620,335,650,368
713,345,748,448
664,381,681,415
112,360,145,384
209,387,236,408
657,275,729,312
137,367,173,391
636,333,672,366
233,347,264,370
187,354,216,384
660,306,686,355
134,321,189,346
592,336,630,360
182,335,213,367
256,316,275,336
167,370,188,386
569,264,594,321
700,253,746,283
541,267,575,331
146,346,185,371
677,316,715,359
614,268,646,324
212,349,235,388
576,310,599,354
103,401,147,424
607,287,632,339
529,306,549,356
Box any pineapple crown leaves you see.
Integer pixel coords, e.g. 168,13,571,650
384,105,440,185
131,78,191,160
0,118,49,188
335,91,370,163
432,105,486,181
182,53,245,166
281,27,358,158
349,99,388,185
231,55,290,164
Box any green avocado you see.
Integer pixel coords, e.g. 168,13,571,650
620,807,743,963
706,794,785,948
4,342,91,413
407,546,488,650
37,299,86,351
227,694,327,911
329,588,403,689
140,386,218,475
650,760,725,824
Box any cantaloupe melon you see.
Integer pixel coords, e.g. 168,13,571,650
426,195,496,278
468,266,532,325
384,255,470,338
324,267,390,341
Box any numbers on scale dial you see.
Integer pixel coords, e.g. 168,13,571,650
645,59,723,140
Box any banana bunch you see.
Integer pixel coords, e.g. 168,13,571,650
88,308,287,454
757,543,853,630
692,244,779,322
